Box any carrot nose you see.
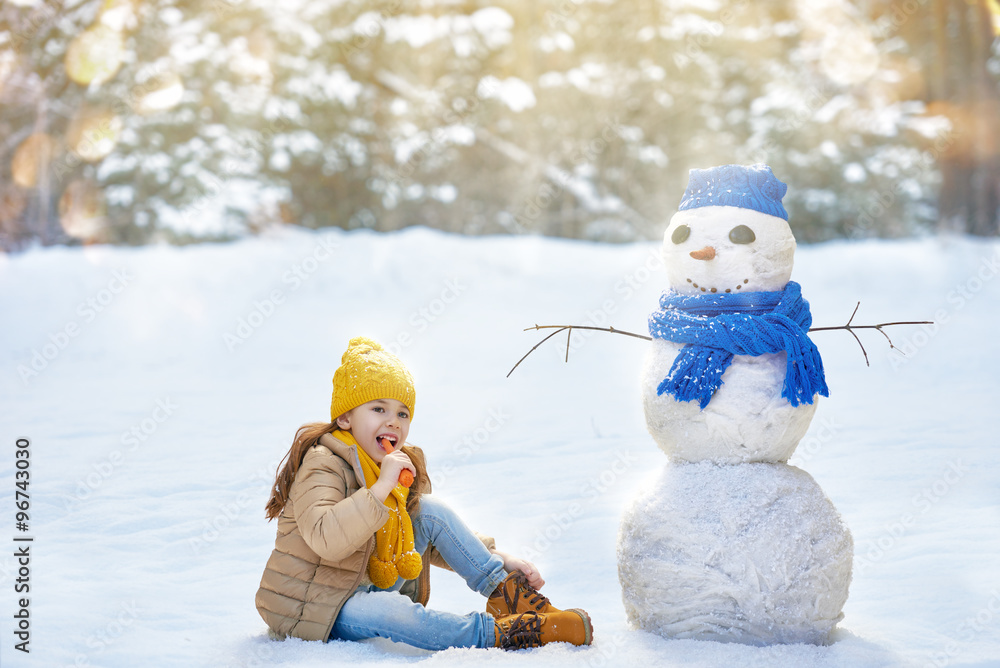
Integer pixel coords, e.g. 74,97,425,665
690,246,716,260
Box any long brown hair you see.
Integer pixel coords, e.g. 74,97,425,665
265,422,429,521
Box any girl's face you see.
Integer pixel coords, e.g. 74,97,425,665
336,398,411,463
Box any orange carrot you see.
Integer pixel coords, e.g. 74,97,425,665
379,437,414,487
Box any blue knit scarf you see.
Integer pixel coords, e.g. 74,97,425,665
648,281,829,409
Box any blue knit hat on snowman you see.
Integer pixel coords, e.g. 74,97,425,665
678,163,789,221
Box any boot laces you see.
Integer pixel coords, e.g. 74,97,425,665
498,611,542,649
514,572,550,611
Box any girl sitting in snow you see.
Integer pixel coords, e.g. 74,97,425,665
256,337,593,651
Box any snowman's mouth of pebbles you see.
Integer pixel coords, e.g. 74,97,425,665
686,277,751,294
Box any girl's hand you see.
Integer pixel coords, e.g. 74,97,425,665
370,450,415,501
494,550,545,589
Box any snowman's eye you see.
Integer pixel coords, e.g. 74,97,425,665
729,225,756,244
671,225,691,244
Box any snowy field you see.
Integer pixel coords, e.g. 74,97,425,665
1,226,999,668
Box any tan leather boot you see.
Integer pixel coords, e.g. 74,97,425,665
493,609,593,649
487,571,561,618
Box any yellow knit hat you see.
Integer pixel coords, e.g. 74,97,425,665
330,337,416,422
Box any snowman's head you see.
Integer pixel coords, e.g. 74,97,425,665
661,164,796,296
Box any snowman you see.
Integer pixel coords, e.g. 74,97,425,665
617,164,853,645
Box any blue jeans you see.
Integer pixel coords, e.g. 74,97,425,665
329,495,508,650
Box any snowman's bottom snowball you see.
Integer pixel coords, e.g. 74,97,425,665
617,461,852,646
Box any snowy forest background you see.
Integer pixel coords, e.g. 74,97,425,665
1,0,999,250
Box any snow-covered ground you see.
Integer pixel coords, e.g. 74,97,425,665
1,226,998,668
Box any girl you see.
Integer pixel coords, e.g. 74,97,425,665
256,337,593,651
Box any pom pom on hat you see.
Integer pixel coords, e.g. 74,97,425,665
331,337,416,421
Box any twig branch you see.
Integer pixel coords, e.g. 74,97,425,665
506,327,574,378
507,303,934,376
524,324,652,340
506,325,650,377
806,301,933,367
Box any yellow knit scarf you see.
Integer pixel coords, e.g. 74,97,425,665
335,429,422,588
